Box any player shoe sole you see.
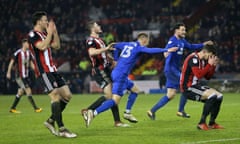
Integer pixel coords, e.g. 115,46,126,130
197,123,209,130
9,109,21,114
44,121,58,136
147,110,156,120
123,112,138,123
176,111,190,118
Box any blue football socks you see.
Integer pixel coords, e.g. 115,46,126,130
151,95,169,113
125,92,138,113
95,99,116,115
178,94,187,112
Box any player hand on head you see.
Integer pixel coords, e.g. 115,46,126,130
212,55,219,66
208,55,218,66
167,47,178,52
203,40,214,46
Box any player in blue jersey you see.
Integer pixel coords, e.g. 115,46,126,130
113,47,140,123
84,33,178,127
147,23,213,120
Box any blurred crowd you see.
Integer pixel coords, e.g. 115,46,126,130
0,0,239,94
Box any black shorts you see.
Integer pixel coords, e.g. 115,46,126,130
16,77,31,89
92,67,112,89
38,72,66,93
183,84,210,102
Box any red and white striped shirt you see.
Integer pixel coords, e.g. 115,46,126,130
28,30,57,75
13,49,32,78
86,36,110,70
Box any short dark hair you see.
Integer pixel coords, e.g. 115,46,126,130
137,32,148,39
86,20,96,32
21,38,28,43
203,44,217,55
32,11,47,25
173,23,185,31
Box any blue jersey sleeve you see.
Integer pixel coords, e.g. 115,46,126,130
113,48,121,61
140,46,167,53
183,39,204,50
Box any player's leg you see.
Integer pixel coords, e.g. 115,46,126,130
85,94,121,127
9,88,24,113
208,89,224,129
176,93,190,118
124,80,139,123
81,68,110,113
103,83,125,126
147,72,181,120
42,72,76,138
86,78,126,127
24,80,42,112
147,88,176,120
57,84,77,137
192,86,218,130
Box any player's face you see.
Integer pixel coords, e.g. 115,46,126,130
140,37,149,46
22,42,29,50
176,26,186,38
93,23,102,33
205,52,214,60
39,16,49,30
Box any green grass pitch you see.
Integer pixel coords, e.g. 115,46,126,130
0,93,239,144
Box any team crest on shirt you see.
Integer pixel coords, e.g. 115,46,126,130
88,40,93,45
29,31,35,37
193,58,198,64
168,41,172,44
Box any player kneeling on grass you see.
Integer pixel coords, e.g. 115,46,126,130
180,45,224,130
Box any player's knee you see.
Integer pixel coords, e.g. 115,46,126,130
131,86,140,94
216,93,223,102
25,88,32,96
167,93,176,99
104,92,112,99
65,93,72,101
49,89,60,102
18,89,24,96
112,95,121,105
205,93,218,102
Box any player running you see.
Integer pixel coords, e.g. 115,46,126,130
147,23,213,119
81,21,130,127
85,32,178,127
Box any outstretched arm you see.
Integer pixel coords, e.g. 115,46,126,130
141,46,178,54
88,42,115,56
184,40,214,50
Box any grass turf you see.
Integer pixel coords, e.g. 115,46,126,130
0,93,239,144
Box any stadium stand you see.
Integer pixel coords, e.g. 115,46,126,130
0,0,239,94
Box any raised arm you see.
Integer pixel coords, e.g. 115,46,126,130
191,56,216,79
184,39,214,50
141,46,178,54
34,21,54,51
50,20,60,50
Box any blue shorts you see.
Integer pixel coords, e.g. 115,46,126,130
112,73,134,96
165,71,180,89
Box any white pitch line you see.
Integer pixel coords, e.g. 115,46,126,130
181,138,240,144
